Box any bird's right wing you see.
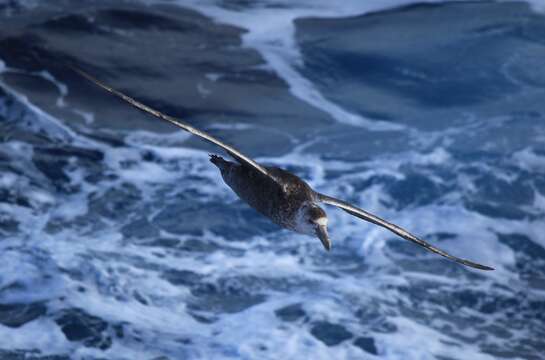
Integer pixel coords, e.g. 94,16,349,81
71,66,276,181
317,192,494,271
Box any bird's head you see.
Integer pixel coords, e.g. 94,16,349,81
298,204,330,251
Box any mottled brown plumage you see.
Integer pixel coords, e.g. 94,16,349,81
210,154,319,231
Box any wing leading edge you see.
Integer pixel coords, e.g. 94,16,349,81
71,66,275,181
317,192,494,271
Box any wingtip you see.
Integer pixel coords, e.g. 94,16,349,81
480,265,495,271
463,260,495,271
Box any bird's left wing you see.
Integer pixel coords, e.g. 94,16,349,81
317,192,494,271
71,66,276,181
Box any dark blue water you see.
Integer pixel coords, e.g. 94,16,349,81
0,1,544,359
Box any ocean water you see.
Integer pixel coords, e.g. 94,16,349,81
0,0,544,359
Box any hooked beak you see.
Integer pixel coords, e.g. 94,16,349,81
315,225,331,251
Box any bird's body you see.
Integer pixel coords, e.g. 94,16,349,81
210,154,318,233
72,66,494,271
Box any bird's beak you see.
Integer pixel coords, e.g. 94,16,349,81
315,225,331,251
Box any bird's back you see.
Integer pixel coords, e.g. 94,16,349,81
211,156,315,229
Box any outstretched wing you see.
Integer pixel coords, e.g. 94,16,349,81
71,66,275,180
317,192,494,271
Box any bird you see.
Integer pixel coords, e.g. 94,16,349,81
71,67,494,271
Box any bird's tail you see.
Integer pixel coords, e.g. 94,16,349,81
209,154,229,169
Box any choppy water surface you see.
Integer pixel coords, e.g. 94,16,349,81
0,1,544,359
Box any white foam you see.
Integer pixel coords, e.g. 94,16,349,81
125,129,191,147
0,248,66,303
513,147,545,172
197,82,211,97
72,108,95,124
378,317,497,360
0,57,101,131
0,319,69,355
0,79,77,143
0,173,17,188
37,70,68,107
521,0,545,12
205,73,223,82
207,123,254,131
